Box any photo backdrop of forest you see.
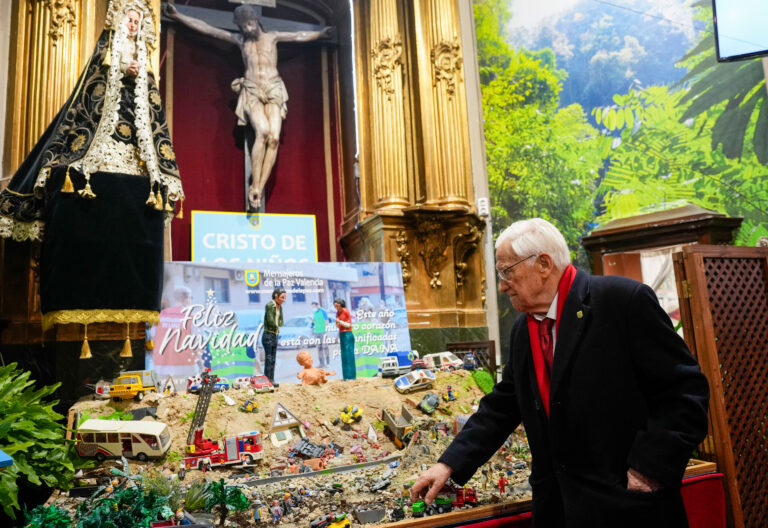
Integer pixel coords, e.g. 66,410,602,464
476,0,767,251
475,0,768,353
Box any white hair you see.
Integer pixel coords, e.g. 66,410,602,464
495,218,571,270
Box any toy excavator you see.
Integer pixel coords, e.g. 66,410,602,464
332,405,363,429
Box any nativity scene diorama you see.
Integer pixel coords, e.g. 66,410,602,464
0,0,508,526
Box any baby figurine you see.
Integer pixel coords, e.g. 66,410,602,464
296,350,336,385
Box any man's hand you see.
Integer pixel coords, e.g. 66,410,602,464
627,467,661,492
411,462,453,504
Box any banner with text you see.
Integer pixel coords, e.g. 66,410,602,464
191,211,317,263
149,262,411,386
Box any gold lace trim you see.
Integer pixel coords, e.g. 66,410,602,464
0,216,44,241
42,309,159,331
95,136,147,176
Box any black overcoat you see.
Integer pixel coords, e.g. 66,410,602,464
439,271,710,527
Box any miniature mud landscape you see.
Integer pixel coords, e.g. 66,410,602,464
52,370,532,527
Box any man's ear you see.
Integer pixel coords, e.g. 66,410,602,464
537,253,555,276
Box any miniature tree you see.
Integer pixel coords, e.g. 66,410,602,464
23,504,72,527
74,482,173,527
205,478,249,527
0,363,79,519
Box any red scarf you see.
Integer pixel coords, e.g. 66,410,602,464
526,264,577,417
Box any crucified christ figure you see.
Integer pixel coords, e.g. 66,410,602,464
164,4,332,209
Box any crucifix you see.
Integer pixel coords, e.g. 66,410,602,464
163,2,333,211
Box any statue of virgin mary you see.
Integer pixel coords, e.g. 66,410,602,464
0,0,184,348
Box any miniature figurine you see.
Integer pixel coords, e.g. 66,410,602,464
240,397,259,413
281,492,293,514
480,464,490,490
271,500,282,523
296,350,336,385
498,474,509,495
174,508,192,525
445,385,456,401
401,482,411,501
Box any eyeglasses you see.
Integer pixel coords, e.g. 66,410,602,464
496,254,537,282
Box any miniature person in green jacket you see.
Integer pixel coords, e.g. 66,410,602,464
262,287,286,384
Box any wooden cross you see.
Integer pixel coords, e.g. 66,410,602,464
162,3,324,35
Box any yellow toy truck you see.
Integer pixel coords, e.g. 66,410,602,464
109,370,161,402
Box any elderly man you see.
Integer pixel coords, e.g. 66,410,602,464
412,218,709,527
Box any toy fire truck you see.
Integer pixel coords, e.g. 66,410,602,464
182,370,264,470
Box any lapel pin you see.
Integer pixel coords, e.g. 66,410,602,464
576,310,583,319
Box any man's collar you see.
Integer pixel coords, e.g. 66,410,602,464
531,292,558,321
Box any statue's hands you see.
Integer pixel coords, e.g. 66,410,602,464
126,60,140,77
163,3,179,18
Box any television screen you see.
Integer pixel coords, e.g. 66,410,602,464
712,0,768,62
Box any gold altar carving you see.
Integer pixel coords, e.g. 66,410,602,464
431,37,462,97
395,229,412,289
343,0,488,336
453,219,484,288
47,0,77,41
417,214,450,289
372,36,403,100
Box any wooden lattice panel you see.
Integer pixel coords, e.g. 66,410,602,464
703,256,768,527
674,246,768,528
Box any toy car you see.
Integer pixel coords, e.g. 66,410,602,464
309,512,350,528
290,438,325,459
188,379,230,394
430,496,454,514
409,358,429,370
412,500,428,517
250,375,275,392
109,370,161,401
91,379,111,399
417,392,440,414
423,352,463,371
394,369,435,394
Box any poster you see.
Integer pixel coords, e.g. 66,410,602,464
149,262,411,387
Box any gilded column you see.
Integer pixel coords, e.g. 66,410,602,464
5,0,98,176
356,0,411,212
412,0,472,209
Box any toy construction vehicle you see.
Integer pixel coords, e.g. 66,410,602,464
109,370,161,402
239,398,259,413
332,405,363,429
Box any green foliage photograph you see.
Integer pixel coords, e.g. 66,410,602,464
475,0,767,247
